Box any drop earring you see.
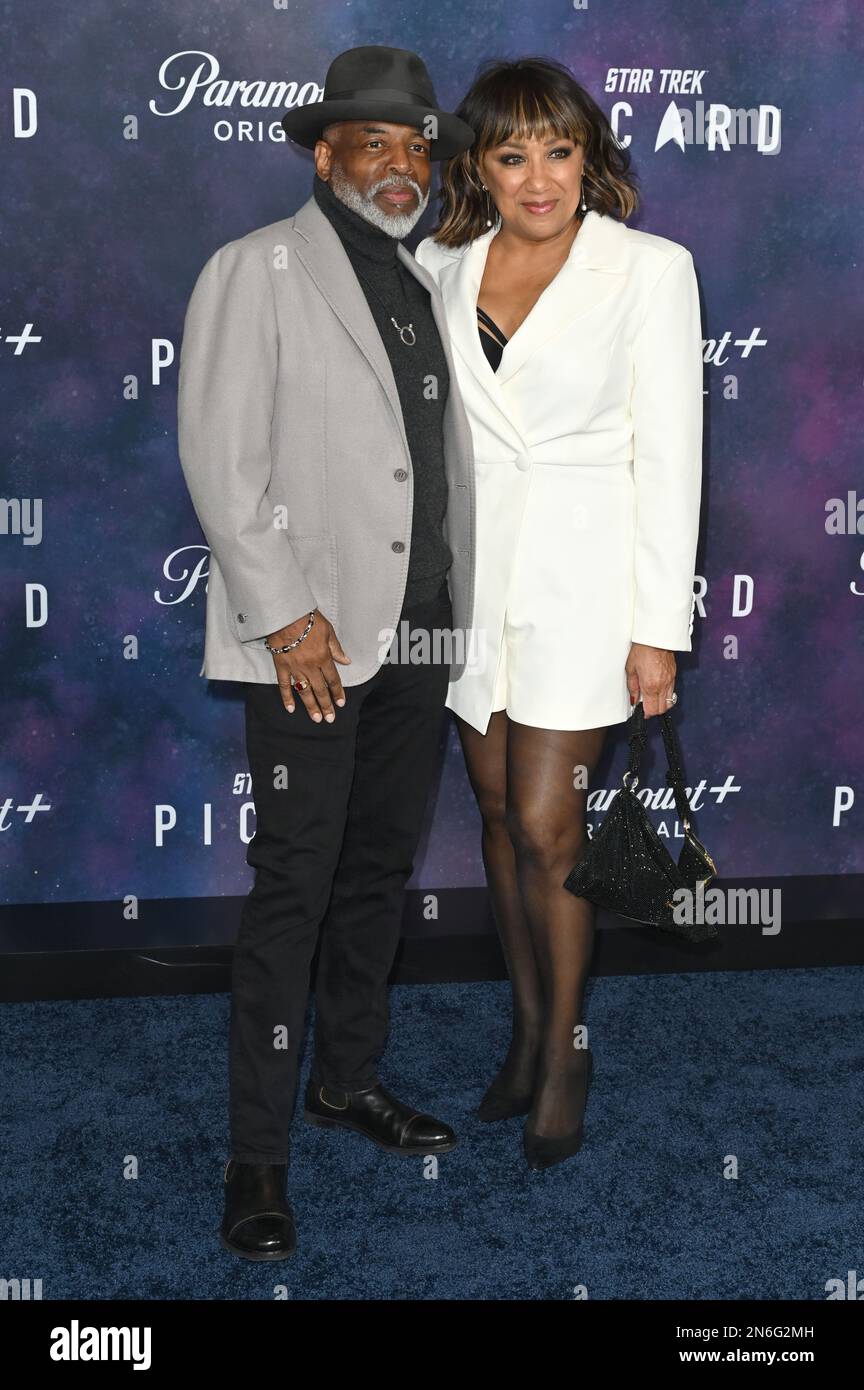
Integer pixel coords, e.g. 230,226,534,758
481,182,494,228
580,170,589,214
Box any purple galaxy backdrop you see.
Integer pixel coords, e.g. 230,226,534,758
1,0,861,929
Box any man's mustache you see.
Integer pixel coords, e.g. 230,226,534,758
368,177,423,196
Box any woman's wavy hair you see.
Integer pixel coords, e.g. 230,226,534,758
431,56,639,247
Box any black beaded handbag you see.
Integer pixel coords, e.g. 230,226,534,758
563,703,719,942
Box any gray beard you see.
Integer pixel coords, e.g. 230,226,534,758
329,167,429,238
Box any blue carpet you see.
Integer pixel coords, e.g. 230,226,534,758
1,968,861,1300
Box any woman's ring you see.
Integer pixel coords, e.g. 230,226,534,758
666,692,678,706
291,676,309,692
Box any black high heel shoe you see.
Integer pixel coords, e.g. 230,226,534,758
522,1049,594,1170
475,1080,534,1123
475,1043,540,1122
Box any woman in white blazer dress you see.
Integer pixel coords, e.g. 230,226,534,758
414,58,704,1169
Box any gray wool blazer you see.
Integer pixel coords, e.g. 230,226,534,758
177,193,476,685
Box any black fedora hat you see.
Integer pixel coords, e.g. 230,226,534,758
281,45,474,160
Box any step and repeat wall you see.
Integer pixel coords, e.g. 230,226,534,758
1,1,860,949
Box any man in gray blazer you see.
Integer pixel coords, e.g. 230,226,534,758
177,47,476,1260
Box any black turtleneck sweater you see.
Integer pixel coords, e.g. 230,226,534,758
312,173,452,608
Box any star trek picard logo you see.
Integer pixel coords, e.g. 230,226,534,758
603,69,781,154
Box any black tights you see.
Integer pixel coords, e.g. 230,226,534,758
456,711,608,1138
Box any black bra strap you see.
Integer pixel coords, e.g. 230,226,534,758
476,306,508,347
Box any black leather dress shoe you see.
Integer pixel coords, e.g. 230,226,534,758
304,1079,457,1155
219,1159,297,1260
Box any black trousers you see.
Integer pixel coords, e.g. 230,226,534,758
228,580,453,1162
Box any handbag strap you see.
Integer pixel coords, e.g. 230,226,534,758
625,703,648,778
625,703,693,829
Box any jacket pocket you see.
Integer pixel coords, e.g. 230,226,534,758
285,532,339,628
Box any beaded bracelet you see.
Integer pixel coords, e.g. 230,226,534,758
264,611,316,654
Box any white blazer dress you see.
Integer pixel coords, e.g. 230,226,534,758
414,209,704,736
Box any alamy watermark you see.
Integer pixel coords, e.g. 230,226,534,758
671,883,781,935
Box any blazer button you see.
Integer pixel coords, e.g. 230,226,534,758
514,452,531,472
237,613,246,623
393,468,408,482
391,541,405,553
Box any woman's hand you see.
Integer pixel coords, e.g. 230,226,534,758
625,643,676,718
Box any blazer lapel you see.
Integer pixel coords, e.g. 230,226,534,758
442,210,630,399
496,210,629,386
441,224,524,446
293,195,407,454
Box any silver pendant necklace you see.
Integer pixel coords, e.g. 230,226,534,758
393,320,417,346
356,268,416,346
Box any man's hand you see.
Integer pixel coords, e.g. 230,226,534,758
266,609,351,721
625,642,676,718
